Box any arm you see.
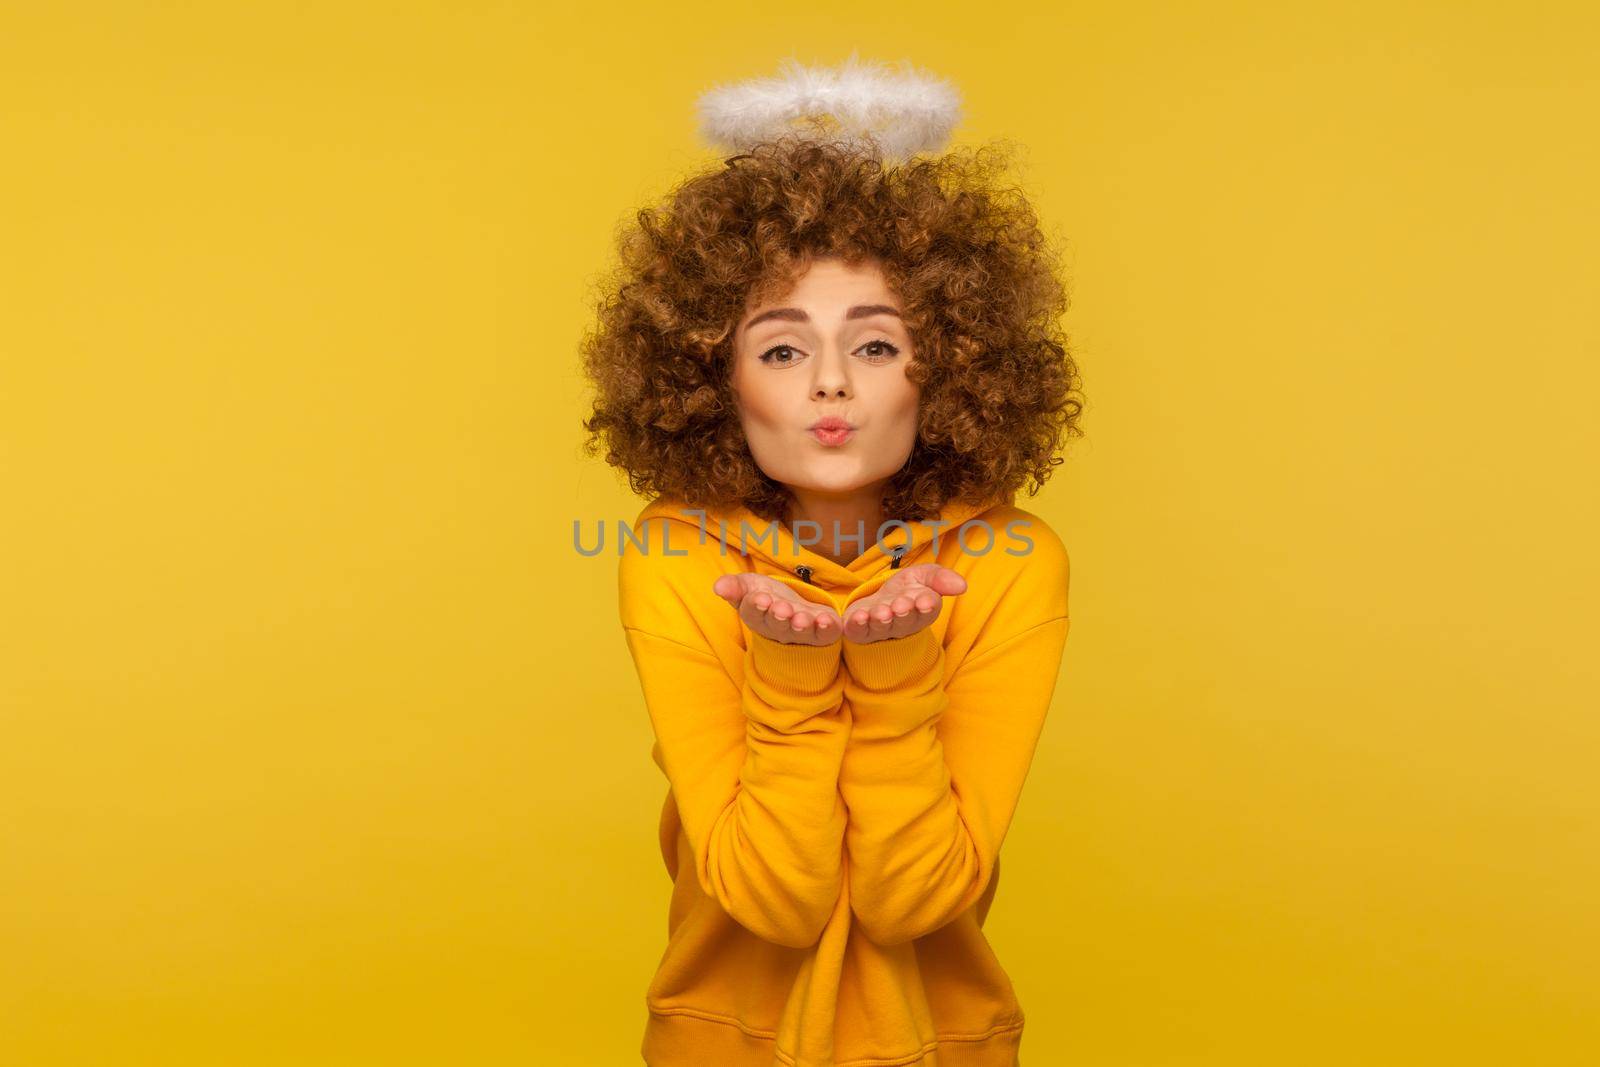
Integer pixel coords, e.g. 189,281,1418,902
837,534,1071,946
620,548,849,949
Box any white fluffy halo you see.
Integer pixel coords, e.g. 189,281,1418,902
696,54,963,162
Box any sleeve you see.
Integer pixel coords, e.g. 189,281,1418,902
619,540,850,949
836,532,1071,947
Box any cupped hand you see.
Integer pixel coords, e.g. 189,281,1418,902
841,563,967,644
712,572,843,646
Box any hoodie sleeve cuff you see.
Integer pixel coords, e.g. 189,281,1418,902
748,632,844,695
840,625,943,692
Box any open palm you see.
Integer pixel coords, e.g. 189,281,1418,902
712,572,843,646
841,563,967,644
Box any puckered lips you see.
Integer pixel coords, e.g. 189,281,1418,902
807,415,856,446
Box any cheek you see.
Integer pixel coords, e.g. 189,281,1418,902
888,379,920,436
731,363,792,437
733,377,783,429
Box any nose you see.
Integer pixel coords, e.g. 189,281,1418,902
810,344,853,400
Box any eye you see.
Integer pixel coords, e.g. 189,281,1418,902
757,344,804,366
856,339,901,361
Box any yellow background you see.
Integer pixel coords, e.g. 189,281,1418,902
3,2,1596,1063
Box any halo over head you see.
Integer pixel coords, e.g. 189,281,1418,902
696,54,963,162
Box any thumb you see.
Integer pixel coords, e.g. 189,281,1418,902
712,573,749,605
927,566,967,596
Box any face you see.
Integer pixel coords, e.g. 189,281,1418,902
729,256,920,502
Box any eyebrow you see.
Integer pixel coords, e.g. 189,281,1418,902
742,304,902,331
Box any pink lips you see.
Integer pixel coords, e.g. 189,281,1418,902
808,417,855,446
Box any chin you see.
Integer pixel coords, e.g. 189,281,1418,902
785,470,889,495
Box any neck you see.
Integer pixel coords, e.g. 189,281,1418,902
782,483,889,566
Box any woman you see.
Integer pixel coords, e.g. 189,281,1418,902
581,127,1084,1065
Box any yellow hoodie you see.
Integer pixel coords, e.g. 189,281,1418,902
616,492,1072,1067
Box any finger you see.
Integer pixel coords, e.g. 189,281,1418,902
868,605,897,640
929,567,967,596
843,607,873,642
741,587,777,630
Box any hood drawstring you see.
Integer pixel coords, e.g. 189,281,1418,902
793,543,910,584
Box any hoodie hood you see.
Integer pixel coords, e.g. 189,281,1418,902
635,493,1003,594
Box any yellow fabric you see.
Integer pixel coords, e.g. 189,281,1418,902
617,493,1072,1066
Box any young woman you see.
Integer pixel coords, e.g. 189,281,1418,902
581,127,1084,1065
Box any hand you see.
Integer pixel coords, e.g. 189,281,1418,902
712,572,843,646
841,564,967,645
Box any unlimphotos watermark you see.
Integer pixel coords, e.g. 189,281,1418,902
574,508,1035,558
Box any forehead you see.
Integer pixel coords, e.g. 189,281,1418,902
744,256,896,311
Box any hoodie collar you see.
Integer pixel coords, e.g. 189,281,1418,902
636,493,1001,592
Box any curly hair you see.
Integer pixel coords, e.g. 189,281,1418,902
579,132,1085,525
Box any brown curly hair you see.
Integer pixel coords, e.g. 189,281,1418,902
579,132,1085,524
